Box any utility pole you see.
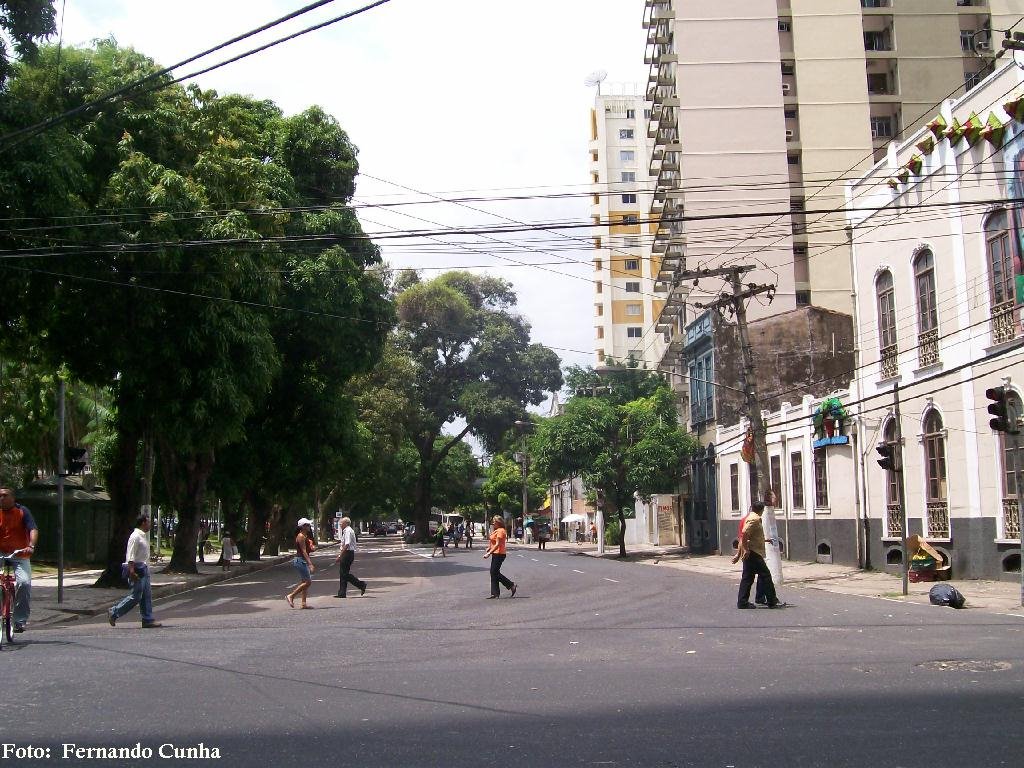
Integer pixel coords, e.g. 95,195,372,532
56,379,66,604
693,265,781,583
892,388,909,597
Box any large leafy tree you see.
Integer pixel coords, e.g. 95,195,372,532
0,42,389,579
393,271,562,540
532,367,696,557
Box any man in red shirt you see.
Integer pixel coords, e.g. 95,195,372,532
0,487,39,632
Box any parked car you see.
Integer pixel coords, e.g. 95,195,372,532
372,523,388,536
386,523,399,534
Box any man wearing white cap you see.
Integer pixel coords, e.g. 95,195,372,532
333,517,367,598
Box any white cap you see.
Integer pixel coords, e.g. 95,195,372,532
297,517,313,528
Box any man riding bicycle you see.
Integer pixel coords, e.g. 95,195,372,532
0,487,38,633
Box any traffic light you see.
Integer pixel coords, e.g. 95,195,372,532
65,446,87,475
986,386,1012,433
876,443,897,472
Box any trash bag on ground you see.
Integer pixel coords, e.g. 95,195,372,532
928,583,966,609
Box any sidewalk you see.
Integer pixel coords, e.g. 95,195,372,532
530,539,1024,616
25,543,339,629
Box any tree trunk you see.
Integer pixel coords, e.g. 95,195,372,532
264,504,286,556
94,425,142,587
411,456,434,543
242,489,272,561
165,449,215,574
317,485,339,540
617,507,627,558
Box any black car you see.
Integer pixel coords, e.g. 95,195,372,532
372,523,388,536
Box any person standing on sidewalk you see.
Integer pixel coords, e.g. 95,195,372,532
734,501,782,610
219,531,237,572
0,487,38,633
431,522,447,558
483,515,516,599
333,516,367,598
465,521,474,549
286,518,316,609
108,514,162,628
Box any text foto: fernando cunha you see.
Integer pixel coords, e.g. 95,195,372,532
3,743,222,760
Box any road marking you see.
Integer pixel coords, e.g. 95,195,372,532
603,577,619,583
548,563,559,567
572,569,585,574
156,598,191,611
207,597,233,608
531,558,539,562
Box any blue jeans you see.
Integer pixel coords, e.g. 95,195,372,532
2,555,32,626
110,564,154,623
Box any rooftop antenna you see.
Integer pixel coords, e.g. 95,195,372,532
584,69,608,95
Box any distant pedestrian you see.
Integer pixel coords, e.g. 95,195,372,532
219,532,237,572
590,521,597,544
431,523,447,558
286,518,316,609
465,522,474,549
108,514,162,628
734,501,782,610
483,515,516,599
333,516,367,598
537,522,549,551
197,523,210,564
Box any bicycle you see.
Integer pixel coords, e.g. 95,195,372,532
0,548,28,649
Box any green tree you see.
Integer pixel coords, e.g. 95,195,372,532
393,271,562,540
532,369,695,557
0,0,56,86
481,452,546,519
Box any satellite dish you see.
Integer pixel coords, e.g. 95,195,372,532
584,69,608,94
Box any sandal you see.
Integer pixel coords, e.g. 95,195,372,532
286,595,294,608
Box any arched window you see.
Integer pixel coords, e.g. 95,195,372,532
882,418,902,536
923,409,949,538
986,210,1017,344
914,250,938,333
914,250,939,366
999,391,1023,540
876,270,898,378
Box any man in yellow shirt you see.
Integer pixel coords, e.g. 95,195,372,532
735,501,781,609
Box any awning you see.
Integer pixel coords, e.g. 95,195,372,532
561,513,589,524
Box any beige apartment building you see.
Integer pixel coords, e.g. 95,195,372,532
589,89,664,366
641,0,1021,366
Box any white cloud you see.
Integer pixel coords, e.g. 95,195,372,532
59,0,647,370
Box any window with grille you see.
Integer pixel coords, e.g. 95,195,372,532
790,452,804,509
730,464,740,511
626,109,635,119
625,282,640,292
883,419,899,505
876,270,897,349
1000,394,1022,496
914,250,938,333
923,410,947,502
987,210,1013,305
813,448,828,508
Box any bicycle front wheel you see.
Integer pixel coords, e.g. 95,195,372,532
0,587,13,647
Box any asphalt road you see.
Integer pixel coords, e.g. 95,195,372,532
4,537,1021,768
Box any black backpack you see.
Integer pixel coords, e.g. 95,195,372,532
928,583,966,609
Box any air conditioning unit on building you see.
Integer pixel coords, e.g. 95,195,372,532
785,129,795,140
782,82,792,94
977,40,992,52
871,128,878,139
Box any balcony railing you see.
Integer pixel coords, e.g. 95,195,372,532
991,299,1017,345
881,343,898,379
926,501,950,538
917,328,939,367
1003,497,1020,539
886,503,902,536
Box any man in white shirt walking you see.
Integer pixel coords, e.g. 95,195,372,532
334,517,367,598
108,515,162,628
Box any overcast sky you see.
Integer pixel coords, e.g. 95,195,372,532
57,0,648,378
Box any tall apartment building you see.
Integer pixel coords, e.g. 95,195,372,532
644,0,1022,366
589,90,663,366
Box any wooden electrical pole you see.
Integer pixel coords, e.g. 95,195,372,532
694,266,782,583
